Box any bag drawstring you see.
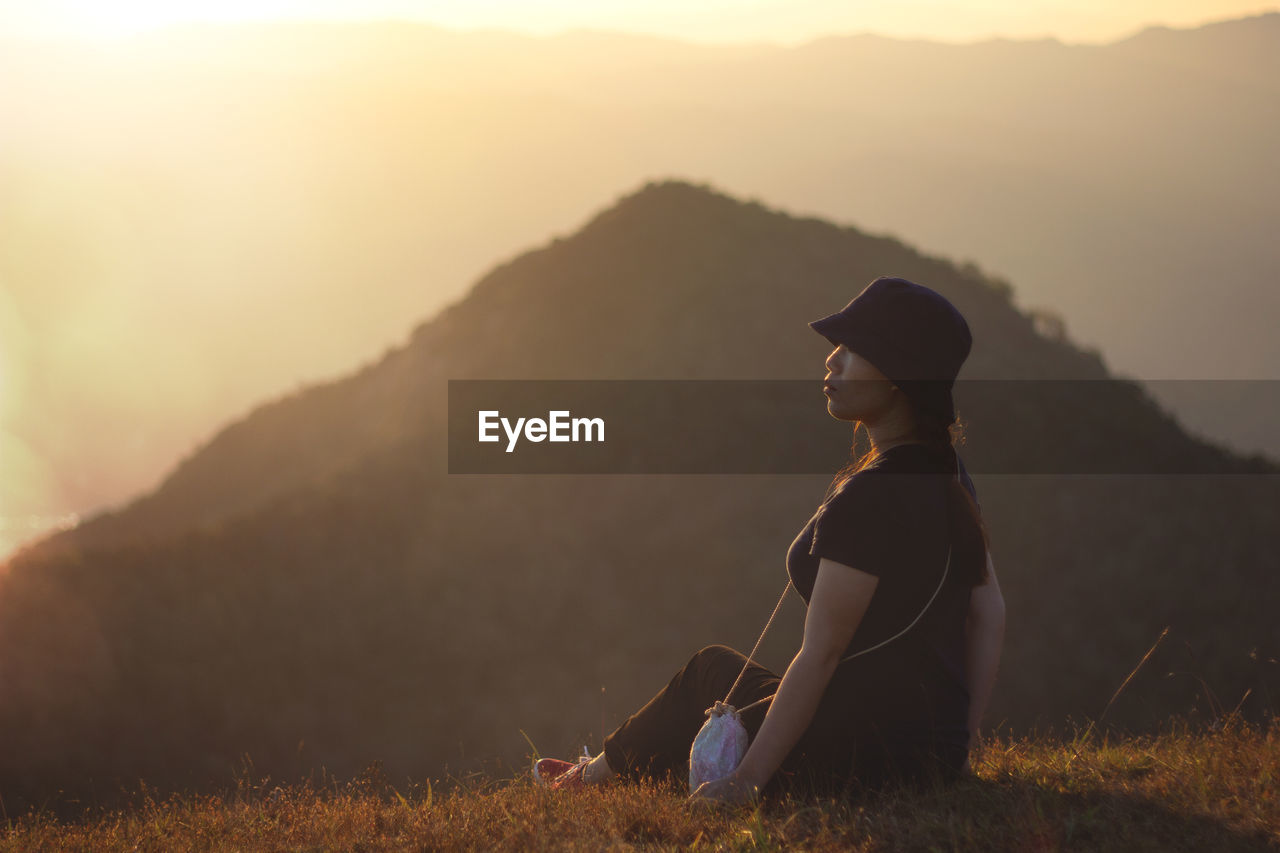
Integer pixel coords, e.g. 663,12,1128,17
719,543,951,715
719,459,963,717
719,580,793,712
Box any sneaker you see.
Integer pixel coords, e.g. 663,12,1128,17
533,747,593,790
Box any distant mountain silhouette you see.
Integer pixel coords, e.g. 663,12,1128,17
1,181,1276,811
1110,11,1280,85
3,13,1279,546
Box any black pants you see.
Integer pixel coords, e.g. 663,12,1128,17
602,644,967,798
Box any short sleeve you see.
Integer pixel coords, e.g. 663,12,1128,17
809,474,902,577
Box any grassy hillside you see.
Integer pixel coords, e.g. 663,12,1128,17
3,717,1276,851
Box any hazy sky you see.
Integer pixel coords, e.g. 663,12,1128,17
3,0,1278,565
2,0,1276,44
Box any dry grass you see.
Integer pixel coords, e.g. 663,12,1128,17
4,717,1277,852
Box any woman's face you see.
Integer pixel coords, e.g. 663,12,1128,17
822,344,898,423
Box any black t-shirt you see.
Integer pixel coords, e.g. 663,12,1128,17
786,442,981,748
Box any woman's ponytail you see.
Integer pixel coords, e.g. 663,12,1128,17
913,405,990,587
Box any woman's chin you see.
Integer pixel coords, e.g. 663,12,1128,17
825,401,856,422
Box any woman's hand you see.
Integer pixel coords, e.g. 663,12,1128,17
686,771,760,808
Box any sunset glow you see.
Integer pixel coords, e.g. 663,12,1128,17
1,0,1277,567
1,0,1278,836
2,0,1276,44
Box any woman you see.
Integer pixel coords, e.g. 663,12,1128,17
533,276,1006,805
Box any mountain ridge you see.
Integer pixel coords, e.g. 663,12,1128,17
21,178,1269,563
4,11,1279,554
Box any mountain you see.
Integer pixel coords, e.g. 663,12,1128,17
2,13,1279,552
1109,11,1280,85
1,181,1276,811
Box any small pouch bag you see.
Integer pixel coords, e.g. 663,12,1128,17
689,701,749,790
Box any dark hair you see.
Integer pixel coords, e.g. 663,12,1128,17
824,405,991,587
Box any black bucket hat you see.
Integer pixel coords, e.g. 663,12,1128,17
809,276,972,424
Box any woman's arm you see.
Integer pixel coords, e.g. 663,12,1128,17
730,558,879,794
965,551,1005,742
